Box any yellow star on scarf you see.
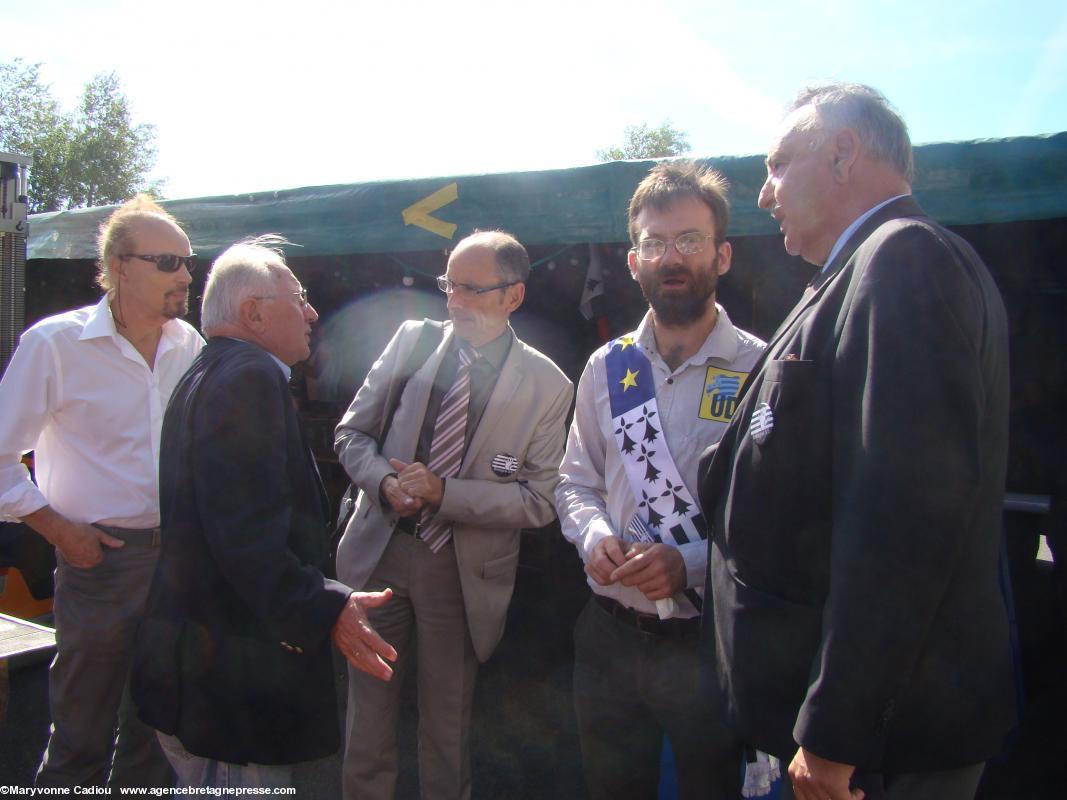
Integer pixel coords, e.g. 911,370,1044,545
616,336,635,351
620,368,639,391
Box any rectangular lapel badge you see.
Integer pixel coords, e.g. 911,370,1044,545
699,367,748,422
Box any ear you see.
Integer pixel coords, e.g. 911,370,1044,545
831,128,860,182
627,248,639,279
504,282,526,313
238,296,265,331
715,241,733,277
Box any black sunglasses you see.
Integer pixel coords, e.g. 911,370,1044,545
120,253,197,273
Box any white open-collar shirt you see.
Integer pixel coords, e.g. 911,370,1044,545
0,295,204,528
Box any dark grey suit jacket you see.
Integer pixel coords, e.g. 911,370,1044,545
132,337,352,765
698,197,1016,772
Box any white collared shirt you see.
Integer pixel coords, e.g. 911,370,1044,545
822,194,911,271
218,336,291,379
556,305,765,618
0,296,204,527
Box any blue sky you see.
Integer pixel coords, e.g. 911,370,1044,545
5,0,1066,200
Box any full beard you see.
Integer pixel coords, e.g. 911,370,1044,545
639,265,717,327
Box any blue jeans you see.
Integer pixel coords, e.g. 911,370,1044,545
157,733,292,789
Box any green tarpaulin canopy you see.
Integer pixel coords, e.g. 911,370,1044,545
28,132,1067,261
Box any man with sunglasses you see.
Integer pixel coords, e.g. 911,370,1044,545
555,162,764,800
0,195,203,788
334,230,572,800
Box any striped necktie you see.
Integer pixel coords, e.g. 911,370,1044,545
419,346,477,552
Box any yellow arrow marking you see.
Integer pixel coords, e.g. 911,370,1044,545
402,182,459,239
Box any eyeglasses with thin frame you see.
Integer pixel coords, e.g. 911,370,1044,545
252,288,310,307
120,253,197,273
436,275,517,297
631,232,720,262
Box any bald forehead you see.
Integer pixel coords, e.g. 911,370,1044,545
270,264,299,287
128,214,190,249
449,236,503,272
452,231,512,256
131,213,185,236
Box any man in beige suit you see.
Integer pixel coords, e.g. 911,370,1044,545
334,230,573,800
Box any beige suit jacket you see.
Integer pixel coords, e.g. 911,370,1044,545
334,320,573,661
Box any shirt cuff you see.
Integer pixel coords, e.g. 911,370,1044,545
679,541,708,590
0,470,48,523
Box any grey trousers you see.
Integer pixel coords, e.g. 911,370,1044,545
780,761,985,800
35,530,172,788
343,532,478,800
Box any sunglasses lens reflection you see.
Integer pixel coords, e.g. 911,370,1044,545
157,255,194,273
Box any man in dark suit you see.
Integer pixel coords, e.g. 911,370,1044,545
131,236,397,788
698,83,1016,800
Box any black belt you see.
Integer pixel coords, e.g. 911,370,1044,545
593,594,699,638
395,517,419,536
91,524,161,547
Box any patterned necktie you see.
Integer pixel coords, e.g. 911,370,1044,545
419,347,477,552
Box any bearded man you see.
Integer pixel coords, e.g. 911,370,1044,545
555,161,765,800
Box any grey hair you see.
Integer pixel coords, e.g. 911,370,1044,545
789,82,914,183
200,234,293,332
455,230,531,284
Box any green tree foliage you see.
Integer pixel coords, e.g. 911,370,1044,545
65,73,159,208
597,120,691,162
0,59,71,212
0,59,160,213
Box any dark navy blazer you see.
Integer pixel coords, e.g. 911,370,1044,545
699,197,1016,772
132,337,351,765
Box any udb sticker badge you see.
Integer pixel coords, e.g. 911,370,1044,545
750,403,774,445
490,453,519,477
700,367,748,422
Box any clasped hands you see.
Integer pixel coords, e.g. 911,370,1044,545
585,534,686,601
380,457,446,517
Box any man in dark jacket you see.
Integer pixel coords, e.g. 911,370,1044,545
131,235,396,788
698,83,1015,800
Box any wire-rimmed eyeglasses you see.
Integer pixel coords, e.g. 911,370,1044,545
631,232,720,261
436,275,517,296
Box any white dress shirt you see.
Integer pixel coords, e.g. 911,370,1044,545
556,305,765,618
0,296,204,528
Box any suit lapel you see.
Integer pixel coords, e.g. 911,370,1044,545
461,333,525,474
762,195,927,359
392,327,455,461
703,196,929,503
